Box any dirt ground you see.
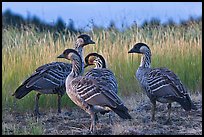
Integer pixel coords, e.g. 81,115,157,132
2,92,202,135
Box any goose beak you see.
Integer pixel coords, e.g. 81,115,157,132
57,54,65,58
128,48,135,53
89,39,95,44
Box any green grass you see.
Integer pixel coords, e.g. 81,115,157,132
2,22,202,111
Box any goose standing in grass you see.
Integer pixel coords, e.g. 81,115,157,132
128,43,197,123
12,34,95,116
84,53,118,94
58,49,131,133
84,53,118,124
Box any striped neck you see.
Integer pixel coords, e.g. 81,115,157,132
94,57,106,68
140,50,151,68
74,45,84,73
67,55,82,82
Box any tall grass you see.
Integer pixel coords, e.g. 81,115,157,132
2,22,202,111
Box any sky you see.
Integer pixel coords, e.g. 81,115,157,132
2,2,202,30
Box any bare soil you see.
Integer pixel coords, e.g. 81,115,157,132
2,92,202,135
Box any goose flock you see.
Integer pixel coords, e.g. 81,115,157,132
13,34,197,134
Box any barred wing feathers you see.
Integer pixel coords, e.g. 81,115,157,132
68,76,131,119
13,62,72,99
85,68,118,94
146,67,196,110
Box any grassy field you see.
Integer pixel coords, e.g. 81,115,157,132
2,21,202,113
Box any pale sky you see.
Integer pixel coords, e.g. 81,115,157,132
2,2,202,30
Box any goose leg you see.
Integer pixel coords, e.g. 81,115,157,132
151,101,156,121
95,113,99,123
57,94,62,113
90,113,96,134
108,112,113,125
165,103,171,124
34,93,41,117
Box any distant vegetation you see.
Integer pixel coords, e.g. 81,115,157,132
2,9,202,33
2,10,202,112
2,9,79,33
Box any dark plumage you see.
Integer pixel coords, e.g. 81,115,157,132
12,34,95,116
84,53,118,124
58,49,131,133
128,43,197,122
84,53,118,94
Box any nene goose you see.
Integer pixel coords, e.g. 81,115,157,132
84,53,118,123
128,43,197,123
84,53,118,94
57,49,131,133
12,34,95,116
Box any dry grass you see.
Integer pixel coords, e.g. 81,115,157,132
2,22,202,110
